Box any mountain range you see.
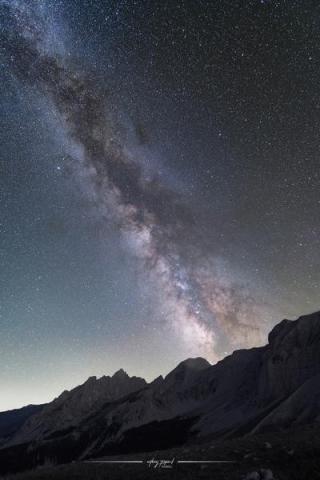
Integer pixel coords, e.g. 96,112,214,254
1,310,320,475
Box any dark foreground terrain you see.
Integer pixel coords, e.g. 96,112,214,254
2,425,320,480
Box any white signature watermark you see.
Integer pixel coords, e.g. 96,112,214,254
85,458,236,469
146,458,175,469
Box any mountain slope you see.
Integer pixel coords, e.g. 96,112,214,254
0,405,45,445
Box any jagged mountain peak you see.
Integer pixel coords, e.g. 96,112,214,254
178,357,211,370
6,369,147,447
268,318,294,345
166,357,210,378
112,368,129,379
149,375,164,387
268,310,320,349
163,357,211,389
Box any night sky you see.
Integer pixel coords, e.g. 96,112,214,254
1,0,320,410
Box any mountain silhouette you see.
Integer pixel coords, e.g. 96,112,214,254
1,311,320,475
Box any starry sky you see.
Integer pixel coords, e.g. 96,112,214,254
1,0,320,411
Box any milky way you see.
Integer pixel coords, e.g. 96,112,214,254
1,0,272,361
1,0,320,409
